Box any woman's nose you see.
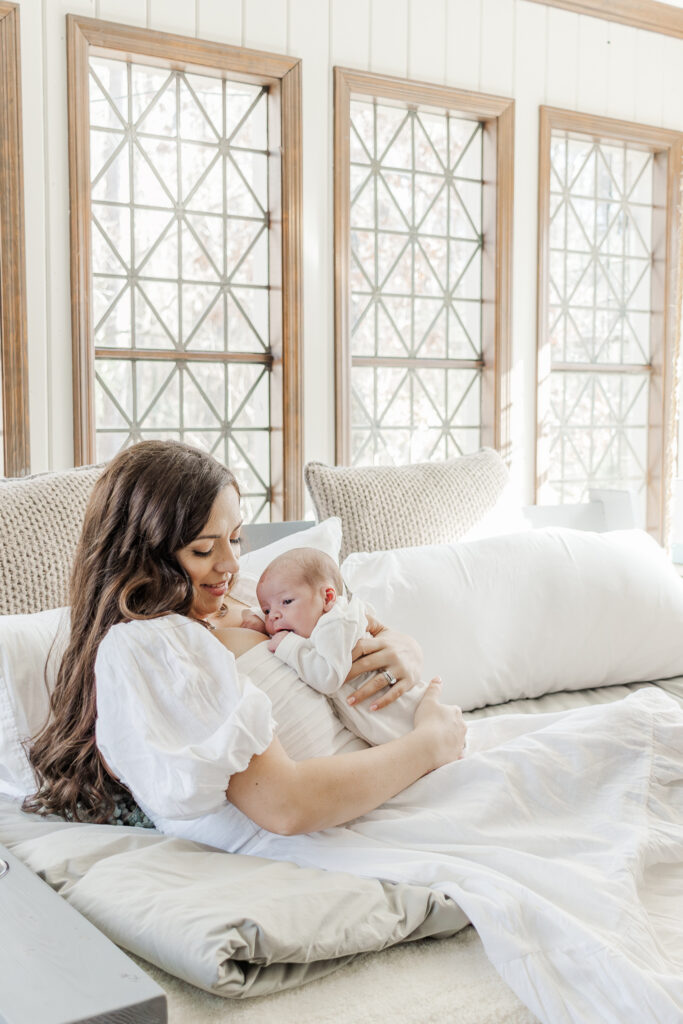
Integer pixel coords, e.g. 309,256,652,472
214,544,239,573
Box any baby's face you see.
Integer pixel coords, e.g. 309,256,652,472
256,570,327,638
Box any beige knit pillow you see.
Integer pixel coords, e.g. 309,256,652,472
304,449,509,560
0,465,103,615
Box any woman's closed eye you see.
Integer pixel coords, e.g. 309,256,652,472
192,547,214,558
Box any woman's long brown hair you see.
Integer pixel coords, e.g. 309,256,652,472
24,440,237,823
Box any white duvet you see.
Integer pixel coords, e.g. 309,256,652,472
96,620,683,1022
243,687,683,1024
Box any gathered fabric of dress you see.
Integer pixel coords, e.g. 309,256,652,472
95,615,367,850
94,613,683,1024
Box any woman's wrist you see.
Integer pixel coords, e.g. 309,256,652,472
408,720,445,775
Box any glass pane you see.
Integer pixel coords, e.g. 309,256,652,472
545,369,649,525
94,357,271,517
89,55,274,519
351,365,481,466
349,99,484,467
545,129,656,522
548,132,654,366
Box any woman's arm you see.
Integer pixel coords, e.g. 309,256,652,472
345,615,423,710
226,680,465,835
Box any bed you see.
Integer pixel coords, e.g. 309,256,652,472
1,448,682,1024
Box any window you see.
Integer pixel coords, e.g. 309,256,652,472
0,2,29,477
334,68,513,466
67,17,303,520
536,107,683,538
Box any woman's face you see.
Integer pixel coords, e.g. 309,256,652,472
175,484,242,620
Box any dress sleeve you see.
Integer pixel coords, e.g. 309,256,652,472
95,616,275,821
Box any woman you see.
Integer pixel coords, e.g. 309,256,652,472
27,439,466,833
27,441,683,1024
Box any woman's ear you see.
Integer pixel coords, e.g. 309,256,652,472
323,586,337,612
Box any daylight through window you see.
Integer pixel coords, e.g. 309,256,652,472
537,108,683,538
334,69,513,468
68,18,303,520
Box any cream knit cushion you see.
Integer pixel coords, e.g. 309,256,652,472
0,465,102,615
304,449,509,560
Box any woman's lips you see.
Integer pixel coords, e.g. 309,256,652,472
202,581,228,596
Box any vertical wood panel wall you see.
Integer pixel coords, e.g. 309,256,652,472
12,0,683,502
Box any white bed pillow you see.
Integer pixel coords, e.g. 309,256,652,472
232,517,341,605
0,607,70,798
341,528,683,710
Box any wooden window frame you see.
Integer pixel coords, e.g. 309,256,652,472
536,105,683,539
527,0,683,40
0,1,29,477
333,67,514,466
66,15,303,519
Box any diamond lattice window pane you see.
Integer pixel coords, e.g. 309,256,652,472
89,58,270,356
89,57,274,519
546,368,649,523
349,99,484,467
351,364,481,466
548,132,654,366
544,129,656,523
94,357,271,517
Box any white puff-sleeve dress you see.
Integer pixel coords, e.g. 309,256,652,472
94,613,276,853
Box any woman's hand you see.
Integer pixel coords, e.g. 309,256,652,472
413,679,467,767
345,615,423,710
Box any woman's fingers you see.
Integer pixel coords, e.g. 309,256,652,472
348,672,412,710
367,679,412,711
346,635,386,679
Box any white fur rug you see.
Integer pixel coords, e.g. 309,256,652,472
133,926,538,1024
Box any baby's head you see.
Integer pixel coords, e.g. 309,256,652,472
256,548,343,638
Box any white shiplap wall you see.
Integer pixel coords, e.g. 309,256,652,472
14,0,683,501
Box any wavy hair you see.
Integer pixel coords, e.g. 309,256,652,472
24,440,237,823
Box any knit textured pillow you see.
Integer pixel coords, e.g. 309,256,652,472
304,449,509,560
0,465,103,615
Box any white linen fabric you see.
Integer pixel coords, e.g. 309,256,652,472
92,616,683,1024
95,615,276,851
342,527,683,710
245,689,683,1024
235,642,368,760
275,594,427,746
0,606,70,798
275,594,369,695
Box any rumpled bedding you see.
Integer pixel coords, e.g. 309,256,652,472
0,801,468,998
242,689,683,1024
3,675,683,1018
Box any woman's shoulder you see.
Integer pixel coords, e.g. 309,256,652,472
99,613,212,661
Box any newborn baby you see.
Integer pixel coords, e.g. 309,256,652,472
254,547,428,747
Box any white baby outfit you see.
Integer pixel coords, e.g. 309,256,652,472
271,594,428,746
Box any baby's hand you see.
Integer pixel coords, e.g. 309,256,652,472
267,630,289,652
240,610,268,634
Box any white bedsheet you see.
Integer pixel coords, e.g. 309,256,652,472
243,689,683,1024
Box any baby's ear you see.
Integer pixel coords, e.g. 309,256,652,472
323,586,337,611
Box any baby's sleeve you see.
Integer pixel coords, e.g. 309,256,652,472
95,617,275,821
274,598,367,695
